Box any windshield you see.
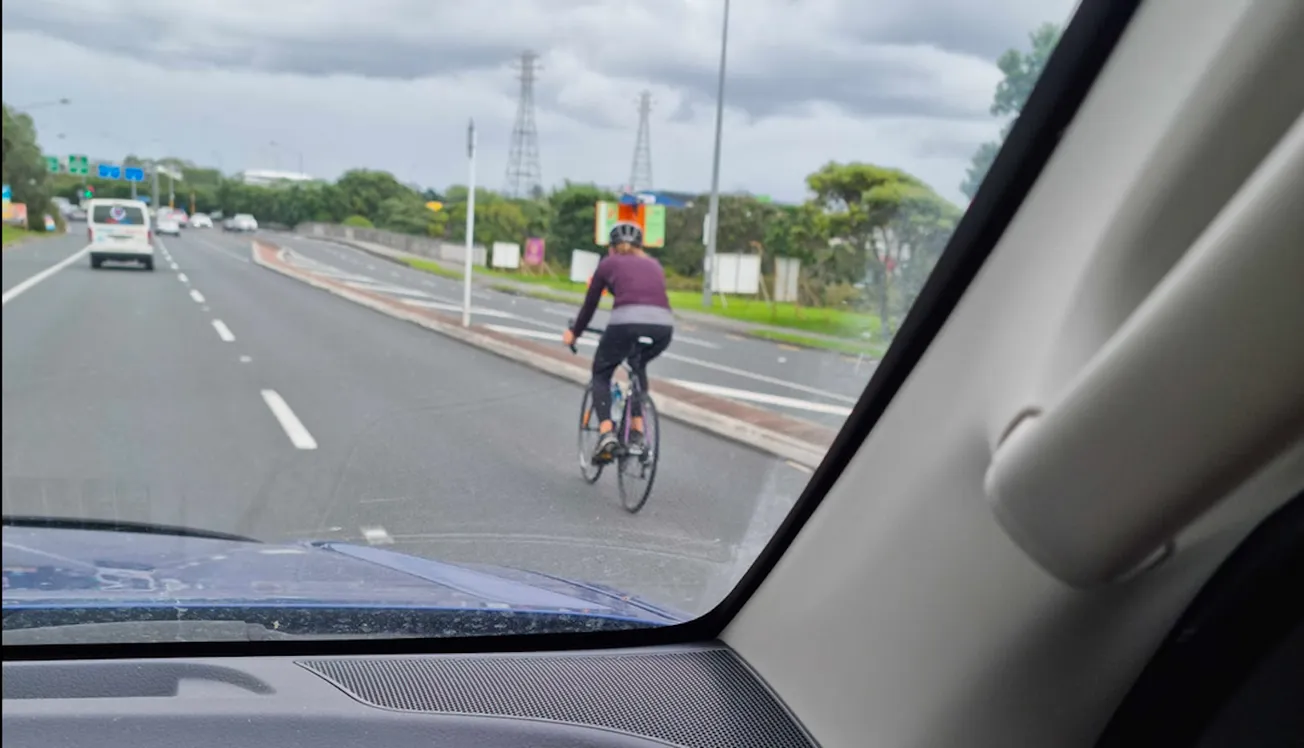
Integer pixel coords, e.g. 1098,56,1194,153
2,1,1074,645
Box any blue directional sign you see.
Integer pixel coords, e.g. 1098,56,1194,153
123,166,146,182
97,163,122,180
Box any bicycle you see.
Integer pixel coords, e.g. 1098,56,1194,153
568,321,661,513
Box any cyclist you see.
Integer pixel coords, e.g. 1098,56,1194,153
563,221,674,464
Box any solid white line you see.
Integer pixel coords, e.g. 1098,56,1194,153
260,390,317,449
190,289,206,303
2,246,90,306
407,300,552,328
483,323,856,402
663,351,858,403
484,323,597,345
177,272,189,283
342,281,433,298
672,335,721,349
665,378,854,416
211,319,235,342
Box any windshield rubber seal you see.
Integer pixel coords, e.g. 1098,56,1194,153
1,0,1144,662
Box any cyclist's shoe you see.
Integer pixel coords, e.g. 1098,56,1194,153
592,431,619,465
626,430,646,456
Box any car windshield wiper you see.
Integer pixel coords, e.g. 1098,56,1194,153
1,515,261,543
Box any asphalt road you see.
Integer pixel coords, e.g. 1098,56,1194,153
274,232,874,428
2,230,820,616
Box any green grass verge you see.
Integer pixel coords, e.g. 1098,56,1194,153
2,225,35,247
749,329,886,358
401,256,463,280
664,291,880,339
397,255,880,340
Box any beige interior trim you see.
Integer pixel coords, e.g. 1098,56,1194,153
985,110,1304,587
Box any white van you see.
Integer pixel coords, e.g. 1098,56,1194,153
86,198,154,270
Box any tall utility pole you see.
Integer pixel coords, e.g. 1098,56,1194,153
702,0,731,308
463,119,478,328
629,91,654,193
504,51,544,199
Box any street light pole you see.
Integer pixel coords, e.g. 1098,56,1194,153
462,119,478,328
702,0,731,308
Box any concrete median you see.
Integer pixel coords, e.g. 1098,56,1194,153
251,238,838,468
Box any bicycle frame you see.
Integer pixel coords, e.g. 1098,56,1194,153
568,321,650,447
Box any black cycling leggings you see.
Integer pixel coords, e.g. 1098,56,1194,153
590,324,673,423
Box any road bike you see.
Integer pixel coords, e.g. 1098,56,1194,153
568,322,660,513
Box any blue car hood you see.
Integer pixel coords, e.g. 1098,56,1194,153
1,524,681,626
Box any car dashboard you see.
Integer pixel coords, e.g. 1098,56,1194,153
3,643,817,748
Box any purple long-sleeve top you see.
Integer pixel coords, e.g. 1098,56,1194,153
570,252,674,337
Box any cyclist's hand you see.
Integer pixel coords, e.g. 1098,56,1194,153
562,329,576,347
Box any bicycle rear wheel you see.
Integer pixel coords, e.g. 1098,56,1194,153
577,385,604,483
617,392,659,513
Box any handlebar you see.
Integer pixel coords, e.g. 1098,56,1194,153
566,318,604,354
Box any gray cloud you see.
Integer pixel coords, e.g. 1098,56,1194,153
3,0,1073,124
1,0,1071,205
0,3,520,79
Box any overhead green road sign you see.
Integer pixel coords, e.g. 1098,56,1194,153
67,154,89,176
45,156,61,173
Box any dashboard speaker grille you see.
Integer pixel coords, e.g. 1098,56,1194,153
298,646,815,748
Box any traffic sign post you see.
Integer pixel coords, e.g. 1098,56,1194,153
67,154,89,176
124,166,145,200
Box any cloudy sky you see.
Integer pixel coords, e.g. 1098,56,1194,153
2,0,1075,205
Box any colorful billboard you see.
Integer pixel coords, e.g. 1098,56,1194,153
524,237,545,266
593,201,665,248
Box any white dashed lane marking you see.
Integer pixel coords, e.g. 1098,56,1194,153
190,289,205,303
211,319,235,342
260,390,317,450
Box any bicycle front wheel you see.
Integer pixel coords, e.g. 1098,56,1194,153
617,392,659,513
577,385,604,483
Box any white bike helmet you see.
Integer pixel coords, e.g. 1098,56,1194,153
608,221,644,247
